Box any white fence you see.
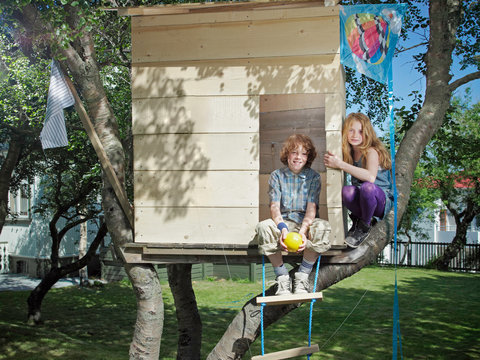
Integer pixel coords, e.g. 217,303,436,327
0,241,9,274
379,241,480,272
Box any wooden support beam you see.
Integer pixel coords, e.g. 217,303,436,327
63,75,134,229
256,292,323,305
143,247,251,256
119,242,351,264
252,344,319,360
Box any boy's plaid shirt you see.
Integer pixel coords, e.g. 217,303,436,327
268,167,321,224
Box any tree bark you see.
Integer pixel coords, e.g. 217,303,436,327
79,218,89,286
399,232,412,265
433,198,479,270
126,262,164,360
167,264,202,360
27,266,63,325
434,227,468,271
27,222,108,324
208,1,467,357
0,133,25,234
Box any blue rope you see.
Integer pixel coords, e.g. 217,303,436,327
307,255,321,360
388,67,402,360
261,255,266,356
260,254,322,359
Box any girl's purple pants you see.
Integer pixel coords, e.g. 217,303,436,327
342,182,386,225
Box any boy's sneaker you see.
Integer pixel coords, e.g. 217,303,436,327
275,275,292,295
345,219,371,248
293,272,310,294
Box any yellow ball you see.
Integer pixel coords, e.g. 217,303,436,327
284,232,302,252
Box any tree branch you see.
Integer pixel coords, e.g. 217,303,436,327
0,120,36,136
58,215,95,240
449,71,480,92
58,221,108,277
396,41,429,54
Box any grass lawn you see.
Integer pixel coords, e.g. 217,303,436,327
0,266,479,359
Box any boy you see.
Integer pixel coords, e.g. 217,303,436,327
254,134,331,295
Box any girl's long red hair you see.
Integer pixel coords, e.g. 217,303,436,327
342,113,391,170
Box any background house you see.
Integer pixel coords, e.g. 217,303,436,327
432,205,479,243
380,202,479,270
0,176,106,277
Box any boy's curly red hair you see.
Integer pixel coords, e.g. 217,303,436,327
280,134,317,168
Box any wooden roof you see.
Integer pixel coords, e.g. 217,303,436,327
117,0,337,17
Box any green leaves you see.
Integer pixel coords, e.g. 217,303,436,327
0,33,50,130
401,93,480,239
36,113,103,223
417,93,480,219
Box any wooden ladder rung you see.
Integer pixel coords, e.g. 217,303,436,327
252,344,320,360
256,292,323,305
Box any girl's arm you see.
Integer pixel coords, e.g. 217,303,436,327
324,148,379,183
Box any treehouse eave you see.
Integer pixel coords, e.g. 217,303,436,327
116,0,339,17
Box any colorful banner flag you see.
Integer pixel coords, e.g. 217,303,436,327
40,60,75,149
341,5,407,360
340,4,407,84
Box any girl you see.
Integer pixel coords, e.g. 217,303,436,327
324,113,393,248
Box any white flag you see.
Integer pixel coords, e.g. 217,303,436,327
40,60,75,149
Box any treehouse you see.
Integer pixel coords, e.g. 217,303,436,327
118,0,348,265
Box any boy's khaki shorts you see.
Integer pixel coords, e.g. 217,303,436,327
253,218,331,256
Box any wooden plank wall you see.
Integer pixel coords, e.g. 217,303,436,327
130,5,339,64
133,99,259,244
258,93,328,221
131,3,345,247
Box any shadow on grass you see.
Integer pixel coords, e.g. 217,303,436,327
0,269,479,360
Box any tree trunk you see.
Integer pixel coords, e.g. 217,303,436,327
433,208,477,271
399,232,412,265
167,264,202,360
79,218,89,286
434,231,467,271
27,222,108,324
208,1,465,357
0,133,24,234
49,213,61,269
27,267,62,325
126,262,164,360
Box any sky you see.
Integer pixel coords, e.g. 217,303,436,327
386,3,479,113
392,33,480,112
346,3,479,134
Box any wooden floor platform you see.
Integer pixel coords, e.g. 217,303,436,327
251,344,319,360
119,242,357,265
